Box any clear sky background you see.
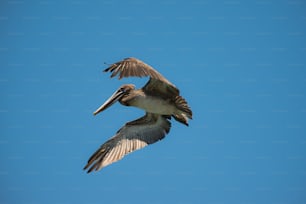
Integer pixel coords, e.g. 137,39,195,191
1,0,306,203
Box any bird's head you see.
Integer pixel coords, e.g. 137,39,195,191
93,84,135,115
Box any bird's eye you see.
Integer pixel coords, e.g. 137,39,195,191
120,88,126,93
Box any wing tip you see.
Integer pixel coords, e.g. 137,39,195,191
83,165,91,174
84,162,100,174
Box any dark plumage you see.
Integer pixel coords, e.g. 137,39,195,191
84,57,192,173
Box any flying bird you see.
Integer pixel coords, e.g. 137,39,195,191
84,57,192,173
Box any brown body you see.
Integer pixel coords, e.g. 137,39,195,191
84,57,192,173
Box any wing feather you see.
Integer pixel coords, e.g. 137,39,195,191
104,57,179,95
83,113,171,173
104,58,163,80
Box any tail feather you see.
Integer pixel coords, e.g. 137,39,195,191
172,95,192,126
172,113,189,126
174,96,192,119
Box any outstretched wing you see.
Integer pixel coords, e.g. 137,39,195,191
83,113,171,173
104,57,179,97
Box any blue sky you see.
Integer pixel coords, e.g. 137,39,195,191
1,0,306,203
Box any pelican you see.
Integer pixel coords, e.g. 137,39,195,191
84,57,192,173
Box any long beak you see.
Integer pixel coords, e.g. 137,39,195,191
93,89,125,115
